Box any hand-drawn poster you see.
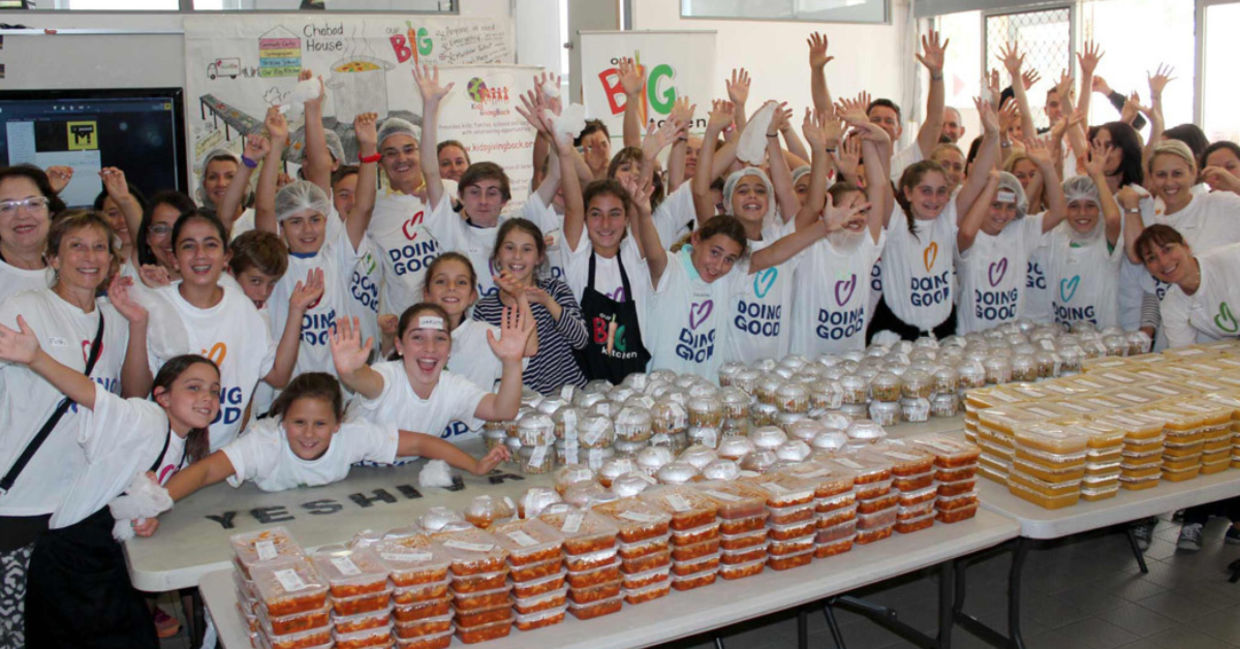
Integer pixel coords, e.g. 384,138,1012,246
183,15,537,208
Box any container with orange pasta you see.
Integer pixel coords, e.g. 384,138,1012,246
718,558,765,580
538,508,620,554
455,619,512,644
231,527,305,579
252,559,328,617
566,578,621,604
374,535,450,588
513,585,568,614
591,497,672,543
640,486,720,531
568,594,623,619
767,548,814,570
394,630,451,649
511,570,567,598
491,518,563,566
393,614,452,639
432,528,508,577
515,605,567,630
393,597,449,623
453,603,512,628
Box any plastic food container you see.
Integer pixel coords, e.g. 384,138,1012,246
393,614,452,639
568,594,623,619
577,414,614,449
517,487,564,520
538,508,620,554
463,494,516,529
513,586,568,615
516,413,556,447
251,558,328,617
418,507,466,533
900,397,930,423
717,436,757,462
331,587,393,616
490,518,563,566
846,420,887,443
869,400,900,426
332,605,393,633
258,604,329,636
454,619,511,644
510,569,566,596
656,461,700,485
702,458,741,481
431,528,507,577
614,406,654,442
776,382,810,414
264,626,333,649
231,527,305,578
591,497,672,544
310,546,388,598
566,578,621,604
393,597,450,623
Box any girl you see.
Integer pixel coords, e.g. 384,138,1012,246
861,95,998,342
0,165,66,304
0,317,221,648
1136,225,1240,348
145,210,308,450
158,371,509,498
1043,160,1124,329
0,211,136,648
126,189,197,286
421,252,538,392
335,299,530,447
956,103,1067,333
474,218,588,395
255,110,380,380
1201,141,1240,195
438,140,471,182
93,172,146,269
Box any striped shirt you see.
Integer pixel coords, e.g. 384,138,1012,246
472,277,589,396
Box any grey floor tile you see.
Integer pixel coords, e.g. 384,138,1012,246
1024,591,1096,630
1094,600,1180,637
1191,604,1240,646
1129,624,1240,649
1053,618,1141,649
1133,589,1226,624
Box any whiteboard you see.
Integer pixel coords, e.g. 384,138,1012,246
1,32,186,89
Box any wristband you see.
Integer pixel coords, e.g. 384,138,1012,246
240,155,258,169
825,148,837,154
766,133,779,139
358,152,382,164
930,71,944,81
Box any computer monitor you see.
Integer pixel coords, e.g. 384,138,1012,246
0,88,187,208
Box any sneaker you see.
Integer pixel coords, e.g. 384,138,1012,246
153,606,181,639
1131,518,1157,551
1177,523,1204,552
1226,525,1240,545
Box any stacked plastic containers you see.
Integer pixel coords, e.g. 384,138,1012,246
974,405,1045,483
1141,406,1205,483
1088,411,1163,491
1073,420,1125,500
590,498,676,596
491,518,570,632
698,481,772,578
782,461,857,558
1007,423,1089,509
538,507,627,618
230,527,331,649
911,434,981,523
1177,401,1234,475
640,486,722,590
874,444,938,534
1202,392,1240,469
375,534,453,649
432,527,513,644
749,473,820,568
312,546,394,649
823,454,895,544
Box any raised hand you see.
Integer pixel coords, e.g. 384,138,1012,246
766,101,791,137
618,57,644,97
807,32,833,69
801,108,825,149
265,106,289,144
107,275,148,324
707,99,735,132
536,72,563,116
1021,68,1041,91
289,267,325,313
354,111,379,150
998,100,1020,136
304,72,326,109
975,96,999,135
1148,63,1175,99
916,29,949,72
821,192,868,233
726,68,751,107
983,69,1002,107
0,315,40,366
1085,141,1111,178
834,91,870,126
412,64,455,104
138,264,171,288
1023,134,1054,166
836,136,862,179
1202,166,1240,194
1120,92,1141,124
523,285,552,308
330,316,373,376
46,165,73,194
668,96,696,131
492,270,525,298
999,43,1024,77
1091,75,1111,95
486,302,535,362
643,117,682,160
243,134,271,162
1055,69,1074,100
1077,40,1103,76
515,89,549,135
99,167,130,199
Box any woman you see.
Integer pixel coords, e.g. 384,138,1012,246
0,211,138,649
1136,224,1240,347
1201,141,1240,195
437,139,471,182
0,165,66,304
198,148,246,229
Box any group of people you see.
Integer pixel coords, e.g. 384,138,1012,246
1,26,1239,649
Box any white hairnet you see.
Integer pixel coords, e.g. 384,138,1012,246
791,165,813,186
275,180,331,222
323,130,345,163
994,171,1028,217
378,117,420,149
724,167,776,226
1062,175,1100,207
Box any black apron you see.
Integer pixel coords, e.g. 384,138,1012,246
575,250,651,384
24,431,171,649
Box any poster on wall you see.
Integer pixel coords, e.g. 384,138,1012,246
578,30,715,138
183,15,539,208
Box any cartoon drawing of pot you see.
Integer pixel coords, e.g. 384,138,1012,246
326,55,395,124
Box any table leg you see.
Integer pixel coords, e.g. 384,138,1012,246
1006,538,1027,649
822,600,848,649
798,608,808,649
713,636,726,649
937,561,954,649
951,537,1028,649
1124,528,1150,574
180,586,203,648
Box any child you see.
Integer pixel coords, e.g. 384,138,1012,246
473,219,588,395
334,300,530,447
158,372,509,498
228,230,289,311
0,304,219,647
421,253,538,392
1044,162,1124,329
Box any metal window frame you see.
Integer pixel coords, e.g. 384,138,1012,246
678,0,891,25
15,0,457,12
979,3,1074,98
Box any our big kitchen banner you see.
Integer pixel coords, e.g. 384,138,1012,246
579,30,716,137
184,15,541,210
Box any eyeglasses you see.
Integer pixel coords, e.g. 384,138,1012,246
0,196,51,215
148,223,173,236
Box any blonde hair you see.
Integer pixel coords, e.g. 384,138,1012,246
1147,140,1197,176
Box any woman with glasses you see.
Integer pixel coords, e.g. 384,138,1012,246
0,165,66,304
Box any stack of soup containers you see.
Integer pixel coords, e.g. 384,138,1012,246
433,527,513,644
1007,423,1089,509
491,518,569,631
538,508,626,618
640,486,722,590
375,534,452,649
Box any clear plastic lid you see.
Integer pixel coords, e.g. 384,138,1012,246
775,382,809,413
599,457,639,483
656,461,700,485
811,431,848,452
592,497,672,537
636,446,675,475
775,440,812,463
651,400,689,433
554,465,596,494
717,436,757,461
640,485,720,523
868,401,899,426
846,419,887,441
230,526,304,574
518,487,564,519
417,507,466,533
537,508,620,554
251,557,327,614
678,444,718,470
869,372,902,402
613,406,653,442
1014,422,1090,455
431,528,507,574
740,448,778,473
748,425,788,451
310,545,388,594
373,536,450,584
491,518,565,561
956,360,987,388
464,495,516,529
701,458,741,481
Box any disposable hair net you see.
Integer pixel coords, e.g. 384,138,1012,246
994,171,1029,217
1061,175,1100,207
791,165,812,186
377,117,420,149
724,167,776,227
323,129,346,163
275,180,331,222
198,148,241,207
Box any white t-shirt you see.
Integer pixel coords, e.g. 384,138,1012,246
1160,243,1240,348
0,290,127,517
1143,191,1240,311
878,203,958,330
722,220,799,364
520,196,567,284
49,392,185,528
426,194,504,301
229,207,257,241
0,258,52,305
790,230,886,355
889,143,924,181
1043,220,1125,329
148,283,276,451
1022,243,1052,323
350,360,489,443
652,183,697,251
223,416,398,492
448,319,503,392
646,247,733,381
956,213,1045,334
368,190,445,316
267,218,370,381
564,234,652,341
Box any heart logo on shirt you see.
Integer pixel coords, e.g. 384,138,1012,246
401,210,426,240
80,339,103,363
1060,275,1080,303
1215,302,1239,333
923,242,939,272
607,286,627,302
834,274,857,307
202,342,228,367
689,300,714,330
988,258,1008,288
753,267,778,299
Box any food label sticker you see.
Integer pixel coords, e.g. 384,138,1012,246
255,540,277,561
664,494,691,512
506,530,538,547
564,440,579,465
636,472,657,485
273,568,307,592
330,556,361,576
528,445,548,467
587,449,606,471
442,540,495,553
561,511,584,534
834,458,863,470
618,511,659,523
703,489,741,502
380,551,431,563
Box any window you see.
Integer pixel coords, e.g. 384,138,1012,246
1202,1,1240,143
680,0,889,24
985,7,1071,130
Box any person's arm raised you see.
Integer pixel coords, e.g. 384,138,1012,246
264,268,323,389
958,170,999,253
0,316,100,410
808,32,835,117
1076,41,1103,123
346,112,379,250
254,108,287,235
413,64,455,211
635,178,669,286
108,276,154,398
666,97,695,190
692,100,733,226
619,58,645,149
99,167,147,251
300,71,333,194
793,109,834,232
1025,135,1066,232
765,103,800,222
956,97,1001,218
1084,141,1123,248
1000,44,1038,155
750,194,866,272
915,29,949,158
838,93,894,228
472,300,534,421
329,315,385,400
726,69,750,136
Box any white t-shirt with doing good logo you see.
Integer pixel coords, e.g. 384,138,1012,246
1043,219,1125,330
646,247,733,381
722,219,799,364
1160,243,1240,348
368,188,445,315
790,231,886,355
956,213,1044,334
878,203,958,331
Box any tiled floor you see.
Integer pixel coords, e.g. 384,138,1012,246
156,515,1240,649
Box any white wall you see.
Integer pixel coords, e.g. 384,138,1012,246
630,0,913,132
